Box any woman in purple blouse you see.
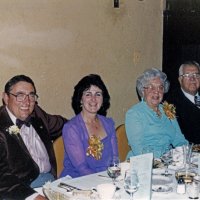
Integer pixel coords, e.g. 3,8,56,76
60,74,118,178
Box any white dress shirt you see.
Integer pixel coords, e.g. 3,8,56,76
6,107,51,173
181,88,198,104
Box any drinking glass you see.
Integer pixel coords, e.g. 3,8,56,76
124,169,139,200
161,146,173,176
107,156,121,185
183,143,194,173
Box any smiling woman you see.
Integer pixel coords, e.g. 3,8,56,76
125,68,188,159
60,74,119,178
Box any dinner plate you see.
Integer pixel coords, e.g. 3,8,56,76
152,175,173,185
152,185,173,193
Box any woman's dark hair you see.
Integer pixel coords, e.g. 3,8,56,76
72,74,110,116
4,75,36,94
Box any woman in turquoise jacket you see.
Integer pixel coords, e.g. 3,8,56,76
125,68,188,158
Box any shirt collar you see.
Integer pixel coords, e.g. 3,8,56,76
181,88,198,104
5,106,17,125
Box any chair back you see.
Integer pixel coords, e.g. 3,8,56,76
116,124,131,162
53,136,65,177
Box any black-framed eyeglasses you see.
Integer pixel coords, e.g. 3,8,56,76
8,92,38,102
181,73,200,79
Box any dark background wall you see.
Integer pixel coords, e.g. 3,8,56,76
163,0,200,91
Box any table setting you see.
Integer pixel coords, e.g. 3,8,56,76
41,144,200,200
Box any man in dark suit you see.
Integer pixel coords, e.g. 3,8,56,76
0,75,67,199
165,61,200,144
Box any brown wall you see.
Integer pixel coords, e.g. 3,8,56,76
0,0,164,127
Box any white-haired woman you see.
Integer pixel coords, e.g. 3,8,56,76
125,68,187,158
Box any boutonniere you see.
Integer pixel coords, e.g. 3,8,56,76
162,101,176,120
86,135,104,160
7,125,20,135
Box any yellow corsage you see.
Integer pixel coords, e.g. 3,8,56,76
162,101,176,120
86,135,104,160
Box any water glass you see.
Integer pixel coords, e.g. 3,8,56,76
124,169,139,200
161,146,173,176
107,156,121,184
187,181,199,199
183,143,194,171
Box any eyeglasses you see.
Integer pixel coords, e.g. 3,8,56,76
8,92,38,102
181,73,200,79
143,85,164,93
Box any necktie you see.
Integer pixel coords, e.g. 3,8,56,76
16,118,31,128
194,96,200,107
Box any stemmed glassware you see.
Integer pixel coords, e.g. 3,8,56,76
124,169,139,200
160,146,173,176
183,143,194,173
107,156,121,185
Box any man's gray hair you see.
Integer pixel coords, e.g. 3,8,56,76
179,61,200,76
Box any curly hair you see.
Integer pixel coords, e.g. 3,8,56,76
72,74,110,116
136,68,170,98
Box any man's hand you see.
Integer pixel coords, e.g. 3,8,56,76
34,194,47,200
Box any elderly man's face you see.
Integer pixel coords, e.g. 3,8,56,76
178,65,200,96
3,81,36,121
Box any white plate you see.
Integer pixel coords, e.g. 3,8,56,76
152,175,173,185
152,185,173,193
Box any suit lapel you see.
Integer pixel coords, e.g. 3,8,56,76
0,106,15,132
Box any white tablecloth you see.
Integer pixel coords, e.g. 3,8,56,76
40,170,193,200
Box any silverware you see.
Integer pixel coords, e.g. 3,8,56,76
98,174,110,178
58,182,82,191
191,163,198,168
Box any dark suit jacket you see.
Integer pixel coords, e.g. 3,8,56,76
165,88,200,144
0,104,67,200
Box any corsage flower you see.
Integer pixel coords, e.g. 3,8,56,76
7,125,20,135
162,101,176,120
86,135,104,160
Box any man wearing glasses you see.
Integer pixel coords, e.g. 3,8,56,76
0,75,67,199
165,61,200,144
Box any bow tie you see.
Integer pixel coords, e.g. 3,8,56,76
16,118,31,129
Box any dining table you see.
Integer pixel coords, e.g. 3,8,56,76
40,167,199,199
37,147,200,200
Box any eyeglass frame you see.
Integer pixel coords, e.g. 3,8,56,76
143,84,165,93
8,92,39,102
180,73,200,79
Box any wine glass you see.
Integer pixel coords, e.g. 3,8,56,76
107,156,121,185
160,146,173,176
124,169,139,200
